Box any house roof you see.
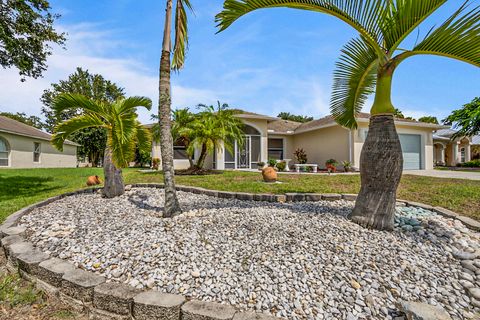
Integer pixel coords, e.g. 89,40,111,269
232,109,279,121
0,116,78,146
267,119,302,134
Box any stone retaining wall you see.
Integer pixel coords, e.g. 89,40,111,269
0,184,477,320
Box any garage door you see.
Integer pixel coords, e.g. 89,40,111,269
399,134,422,170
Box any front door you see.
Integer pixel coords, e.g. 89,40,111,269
236,137,250,169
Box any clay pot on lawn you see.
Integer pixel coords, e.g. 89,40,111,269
87,175,102,186
262,167,277,183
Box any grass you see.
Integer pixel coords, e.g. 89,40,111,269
1,168,479,222
0,273,42,307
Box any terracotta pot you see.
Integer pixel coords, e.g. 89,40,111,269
262,167,277,183
87,175,102,186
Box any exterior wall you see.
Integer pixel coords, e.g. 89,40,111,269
353,123,435,170
292,126,350,169
151,141,192,170
0,132,77,168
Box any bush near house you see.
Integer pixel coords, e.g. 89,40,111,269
460,160,480,168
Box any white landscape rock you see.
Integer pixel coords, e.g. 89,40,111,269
19,188,480,320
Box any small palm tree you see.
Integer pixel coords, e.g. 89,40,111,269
217,0,480,230
152,108,196,168
190,102,245,169
158,0,194,217
51,93,152,198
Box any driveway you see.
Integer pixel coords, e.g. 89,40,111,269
404,169,480,181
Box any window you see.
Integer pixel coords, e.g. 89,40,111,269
268,138,284,160
173,140,193,160
461,147,466,163
33,142,41,163
0,137,9,167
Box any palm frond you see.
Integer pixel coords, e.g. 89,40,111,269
53,93,106,116
331,37,379,129
216,0,385,54
380,0,447,53
135,122,153,154
116,96,152,115
51,114,105,151
172,0,194,71
397,1,480,67
109,116,138,168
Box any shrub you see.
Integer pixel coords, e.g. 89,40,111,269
460,160,480,168
257,161,265,167
267,159,277,167
294,148,308,164
276,161,287,171
342,160,352,172
326,159,338,173
152,158,160,170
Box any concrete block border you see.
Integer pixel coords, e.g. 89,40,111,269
0,184,477,319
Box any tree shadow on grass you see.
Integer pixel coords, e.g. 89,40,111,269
0,175,58,202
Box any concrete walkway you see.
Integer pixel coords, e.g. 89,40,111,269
404,169,480,181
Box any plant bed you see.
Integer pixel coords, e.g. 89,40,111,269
14,188,480,320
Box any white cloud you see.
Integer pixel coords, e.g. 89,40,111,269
0,23,217,124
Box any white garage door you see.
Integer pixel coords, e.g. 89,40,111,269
399,134,422,170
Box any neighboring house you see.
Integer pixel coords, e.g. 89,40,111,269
0,116,78,168
472,136,480,160
433,129,473,166
150,111,446,171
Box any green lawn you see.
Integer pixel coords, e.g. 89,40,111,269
1,168,479,223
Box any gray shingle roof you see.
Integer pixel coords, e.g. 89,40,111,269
0,116,78,146
267,120,302,133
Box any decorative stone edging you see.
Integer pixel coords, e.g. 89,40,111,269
0,184,477,320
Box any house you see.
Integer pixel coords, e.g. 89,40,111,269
0,116,78,168
433,129,473,166
472,136,480,160
150,111,448,171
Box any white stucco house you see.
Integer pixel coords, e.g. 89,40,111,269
433,129,473,166
150,111,451,171
0,116,78,168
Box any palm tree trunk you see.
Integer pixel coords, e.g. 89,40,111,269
159,0,181,217
349,70,403,230
195,143,208,169
103,147,125,198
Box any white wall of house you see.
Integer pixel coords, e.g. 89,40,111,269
0,132,77,168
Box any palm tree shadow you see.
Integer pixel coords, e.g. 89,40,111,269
127,193,164,213
0,175,57,202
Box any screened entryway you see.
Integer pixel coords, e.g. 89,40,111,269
224,125,261,169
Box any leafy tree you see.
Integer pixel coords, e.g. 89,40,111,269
158,0,193,217
393,108,415,120
217,0,480,230
41,67,125,166
418,116,439,124
277,112,314,123
51,94,152,198
0,0,65,80
0,112,46,130
444,97,480,139
189,102,245,169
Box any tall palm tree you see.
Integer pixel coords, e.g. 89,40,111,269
51,93,152,198
216,0,480,230
159,0,193,217
189,102,245,169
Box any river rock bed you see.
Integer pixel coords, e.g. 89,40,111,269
19,188,480,320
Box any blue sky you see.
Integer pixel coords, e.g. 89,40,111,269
0,1,479,124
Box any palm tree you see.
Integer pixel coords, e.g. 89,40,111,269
158,0,193,217
216,0,480,230
51,93,152,198
190,102,245,169
152,108,196,168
